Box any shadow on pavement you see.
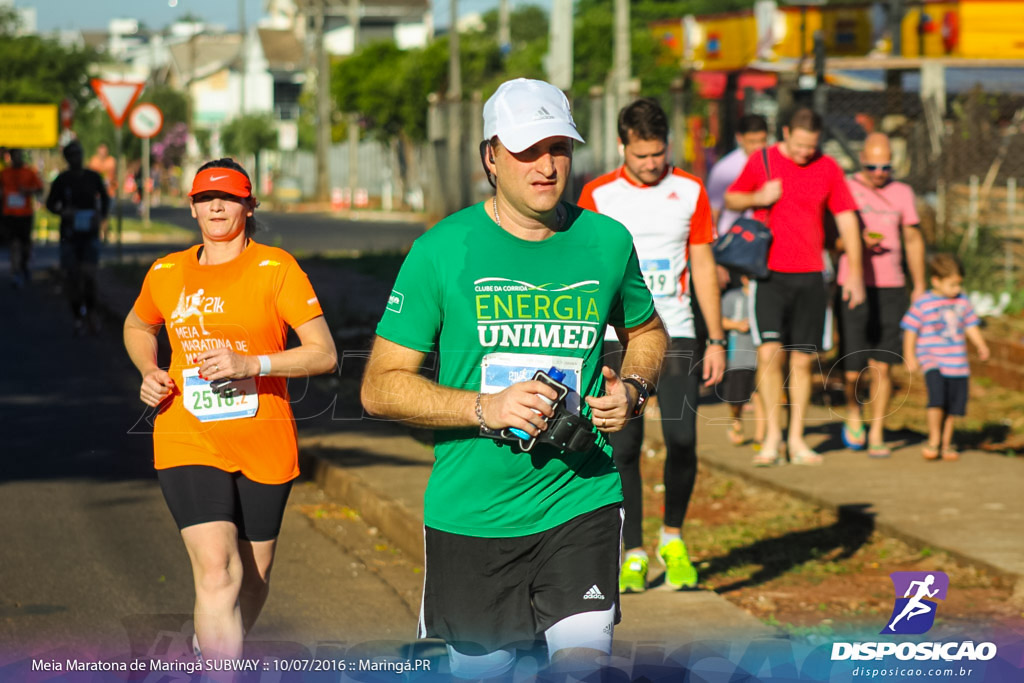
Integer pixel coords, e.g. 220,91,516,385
703,504,875,594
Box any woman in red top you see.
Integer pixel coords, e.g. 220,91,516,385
123,158,337,662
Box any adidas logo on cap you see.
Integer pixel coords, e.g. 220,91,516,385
534,106,554,120
583,585,605,600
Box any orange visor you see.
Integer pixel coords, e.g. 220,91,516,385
189,168,252,198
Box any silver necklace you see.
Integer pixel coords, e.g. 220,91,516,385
492,197,565,229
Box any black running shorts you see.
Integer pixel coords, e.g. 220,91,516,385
751,270,829,352
420,504,623,656
157,465,294,542
837,286,909,372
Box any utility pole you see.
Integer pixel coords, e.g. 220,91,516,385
348,0,360,208
314,0,330,202
447,0,463,211
238,0,247,114
548,0,573,91
613,0,631,110
498,0,510,53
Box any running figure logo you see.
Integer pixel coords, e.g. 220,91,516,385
881,571,949,635
171,287,211,335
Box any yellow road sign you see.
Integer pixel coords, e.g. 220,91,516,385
0,104,58,148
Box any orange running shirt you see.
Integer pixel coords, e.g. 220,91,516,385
1,166,44,217
132,241,324,484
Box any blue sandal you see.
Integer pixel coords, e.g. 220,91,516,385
841,423,867,451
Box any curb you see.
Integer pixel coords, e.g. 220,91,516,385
299,451,425,562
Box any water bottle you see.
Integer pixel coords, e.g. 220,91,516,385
508,367,567,442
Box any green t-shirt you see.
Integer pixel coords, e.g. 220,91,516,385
375,201,656,537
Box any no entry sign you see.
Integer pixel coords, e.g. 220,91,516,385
129,103,164,139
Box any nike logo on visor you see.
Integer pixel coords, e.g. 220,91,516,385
209,175,229,181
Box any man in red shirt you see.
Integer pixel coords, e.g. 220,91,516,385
725,108,865,465
1,149,44,288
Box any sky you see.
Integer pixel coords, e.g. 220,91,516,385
25,0,551,32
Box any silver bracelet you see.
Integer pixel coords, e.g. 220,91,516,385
257,355,271,376
475,393,487,429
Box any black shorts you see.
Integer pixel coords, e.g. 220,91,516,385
420,504,623,656
156,465,294,542
718,368,756,404
924,370,969,416
1,214,33,243
837,286,908,372
751,271,829,352
60,237,101,267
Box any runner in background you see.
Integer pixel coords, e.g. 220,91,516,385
88,142,117,190
45,140,111,334
123,158,337,664
578,97,725,594
836,132,927,458
1,149,44,288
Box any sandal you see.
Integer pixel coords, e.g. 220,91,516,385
941,448,960,461
752,445,782,467
841,423,867,451
728,424,746,446
867,442,892,459
789,447,824,466
921,444,941,461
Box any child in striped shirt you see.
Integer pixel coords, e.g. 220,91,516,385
901,254,990,461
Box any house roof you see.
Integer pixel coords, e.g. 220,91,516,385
257,28,304,71
167,34,244,82
292,0,428,20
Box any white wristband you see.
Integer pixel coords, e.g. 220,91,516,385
257,355,271,376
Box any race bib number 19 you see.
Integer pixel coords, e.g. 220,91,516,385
640,258,675,298
182,368,259,422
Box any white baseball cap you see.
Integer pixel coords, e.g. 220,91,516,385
483,78,585,153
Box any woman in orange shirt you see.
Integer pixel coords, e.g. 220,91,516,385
123,158,337,662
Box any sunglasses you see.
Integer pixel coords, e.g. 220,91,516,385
864,164,892,172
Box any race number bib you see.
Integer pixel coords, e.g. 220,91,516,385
4,192,26,210
480,352,584,416
639,258,675,298
182,367,259,422
73,210,97,232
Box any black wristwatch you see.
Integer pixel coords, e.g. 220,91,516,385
621,374,652,418
707,338,728,348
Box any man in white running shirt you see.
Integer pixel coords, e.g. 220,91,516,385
579,98,725,594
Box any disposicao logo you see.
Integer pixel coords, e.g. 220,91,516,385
831,571,998,663
883,571,948,635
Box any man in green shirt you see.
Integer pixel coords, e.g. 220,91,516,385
361,78,668,679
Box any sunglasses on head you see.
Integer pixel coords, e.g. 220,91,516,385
864,164,892,172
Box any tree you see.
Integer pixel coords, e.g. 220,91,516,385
0,9,99,108
221,113,278,190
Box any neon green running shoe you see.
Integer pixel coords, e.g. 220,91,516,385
657,538,698,590
619,553,649,594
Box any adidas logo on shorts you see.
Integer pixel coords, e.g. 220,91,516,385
583,585,605,600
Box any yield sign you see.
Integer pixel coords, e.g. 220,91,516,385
91,79,145,127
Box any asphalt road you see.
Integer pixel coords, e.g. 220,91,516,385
0,271,424,671
149,206,427,255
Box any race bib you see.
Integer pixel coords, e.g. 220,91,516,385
4,192,26,210
182,367,259,422
73,210,97,232
480,352,584,415
639,258,675,298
